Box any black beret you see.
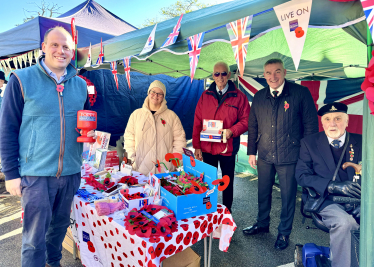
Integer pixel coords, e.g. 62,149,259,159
0,71,4,81
317,102,348,116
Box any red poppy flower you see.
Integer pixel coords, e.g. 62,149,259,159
164,244,177,255
213,215,218,224
160,118,166,126
56,84,64,92
176,233,184,244
190,156,196,167
165,153,179,167
136,227,152,238
87,241,95,253
295,27,304,38
149,236,161,243
193,220,201,229
142,241,147,248
183,232,192,246
108,243,112,249
200,221,208,233
122,252,128,258
192,231,199,244
218,214,223,225
206,202,212,209
164,235,173,242
207,223,214,234
224,208,231,214
190,180,207,194
212,175,230,191
176,245,183,254
180,224,189,231
222,218,234,226
155,242,165,257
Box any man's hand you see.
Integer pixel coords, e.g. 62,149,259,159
194,149,203,161
327,181,361,198
83,130,97,145
5,178,22,197
226,129,233,139
248,155,257,169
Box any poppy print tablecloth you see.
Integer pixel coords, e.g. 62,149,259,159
70,196,236,267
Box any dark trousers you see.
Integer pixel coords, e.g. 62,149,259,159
21,173,81,267
202,152,236,211
257,158,297,236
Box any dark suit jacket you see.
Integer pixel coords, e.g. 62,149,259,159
295,131,362,211
247,80,318,165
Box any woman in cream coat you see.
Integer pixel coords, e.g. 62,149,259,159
124,80,186,175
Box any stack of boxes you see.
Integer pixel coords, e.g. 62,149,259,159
105,151,119,168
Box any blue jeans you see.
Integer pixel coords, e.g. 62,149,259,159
21,173,81,267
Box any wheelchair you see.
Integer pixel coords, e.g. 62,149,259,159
294,162,361,267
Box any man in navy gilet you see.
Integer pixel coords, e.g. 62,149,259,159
0,27,90,267
295,102,361,267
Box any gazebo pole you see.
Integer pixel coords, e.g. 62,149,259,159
360,25,374,267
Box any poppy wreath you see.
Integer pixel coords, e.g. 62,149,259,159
124,205,178,239
120,190,145,200
118,175,139,185
84,174,115,191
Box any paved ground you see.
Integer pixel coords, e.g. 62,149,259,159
0,173,329,267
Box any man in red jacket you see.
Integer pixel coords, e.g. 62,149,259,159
192,62,250,212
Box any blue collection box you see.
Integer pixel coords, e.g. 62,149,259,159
154,154,218,220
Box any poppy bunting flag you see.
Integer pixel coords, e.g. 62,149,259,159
360,0,374,42
187,32,205,82
273,0,312,71
84,43,92,67
71,18,78,63
96,38,104,66
123,56,132,90
161,14,183,48
226,15,253,78
139,24,157,55
110,61,119,90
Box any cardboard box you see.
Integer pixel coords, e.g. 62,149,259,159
163,247,201,267
118,186,154,210
62,227,80,259
200,119,223,142
155,154,218,220
93,149,108,171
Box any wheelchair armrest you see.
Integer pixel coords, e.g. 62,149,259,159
305,187,317,198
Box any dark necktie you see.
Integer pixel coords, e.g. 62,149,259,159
218,91,223,102
331,139,340,148
273,90,279,98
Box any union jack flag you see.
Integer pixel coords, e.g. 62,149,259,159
123,56,132,90
187,32,205,82
161,14,183,48
110,61,119,90
226,15,253,78
360,0,374,42
96,38,104,66
238,76,364,135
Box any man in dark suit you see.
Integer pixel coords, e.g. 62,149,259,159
295,102,361,267
244,58,318,250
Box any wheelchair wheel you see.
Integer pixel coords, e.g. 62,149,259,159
294,244,304,267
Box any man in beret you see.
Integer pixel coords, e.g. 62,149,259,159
295,102,361,267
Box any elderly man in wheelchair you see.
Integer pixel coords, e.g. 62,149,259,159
295,102,361,267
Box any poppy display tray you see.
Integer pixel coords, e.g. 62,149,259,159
154,154,218,220
118,186,154,211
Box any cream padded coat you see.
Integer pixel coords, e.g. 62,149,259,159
124,96,186,176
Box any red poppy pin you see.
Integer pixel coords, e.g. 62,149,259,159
160,118,166,126
56,83,64,93
284,101,290,112
295,27,304,38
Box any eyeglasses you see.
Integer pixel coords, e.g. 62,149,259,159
149,90,164,98
213,72,228,77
